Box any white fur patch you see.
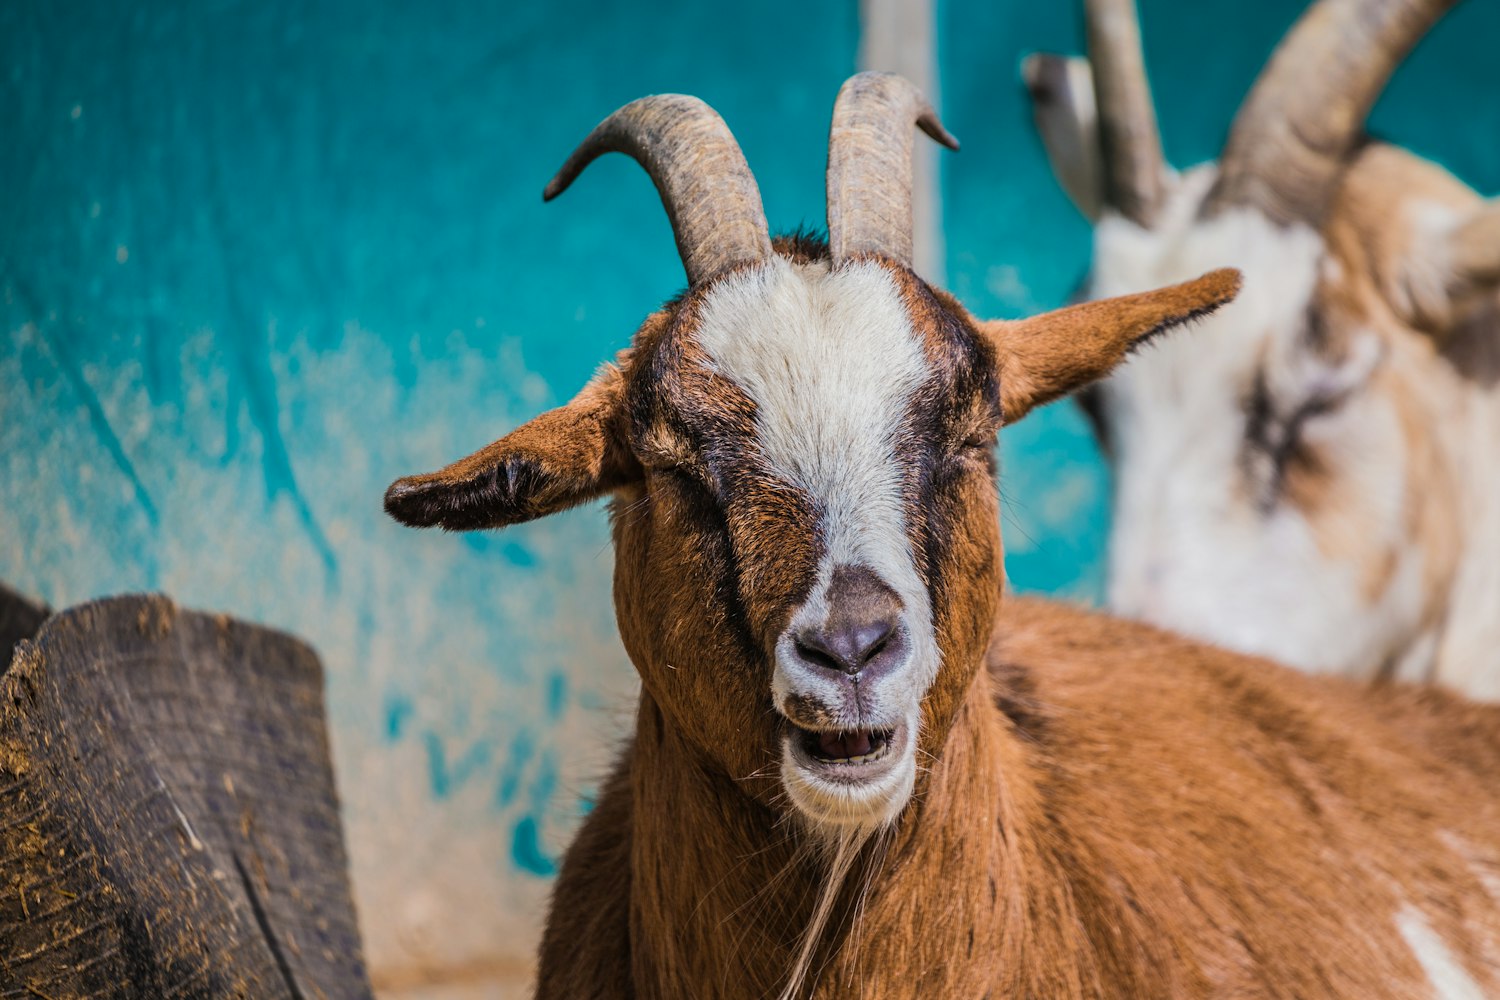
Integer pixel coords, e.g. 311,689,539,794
1397,906,1489,1000
1092,167,1434,678
694,256,941,827
1431,386,1500,702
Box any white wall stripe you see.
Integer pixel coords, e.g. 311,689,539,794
859,0,945,282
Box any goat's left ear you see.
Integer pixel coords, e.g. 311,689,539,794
979,268,1242,424
384,358,638,531
1442,201,1500,315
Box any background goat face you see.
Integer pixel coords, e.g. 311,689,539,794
1084,158,1485,679
610,249,1005,830
1025,0,1500,681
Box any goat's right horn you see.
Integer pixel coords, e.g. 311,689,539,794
1206,0,1458,225
544,95,773,286
1086,0,1168,227
826,72,959,268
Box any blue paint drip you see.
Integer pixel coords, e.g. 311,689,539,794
528,748,558,806
461,531,493,554
545,672,567,721
199,161,339,582
423,731,494,800
500,539,535,567
30,315,160,528
383,693,413,742
510,816,557,877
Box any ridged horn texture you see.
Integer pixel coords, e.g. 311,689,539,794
544,95,772,286
826,72,959,267
1206,0,1459,225
1085,0,1167,227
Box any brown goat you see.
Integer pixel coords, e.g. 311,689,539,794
387,74,1500,998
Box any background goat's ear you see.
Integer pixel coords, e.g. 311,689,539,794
1385,200,1500,334
1021,53,1104,221
384,360,637,531
983,268,1241,424
1439,201,1500,322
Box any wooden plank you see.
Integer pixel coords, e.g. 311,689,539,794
0,595,371,999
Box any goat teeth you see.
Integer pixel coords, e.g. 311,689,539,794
840,745,889,765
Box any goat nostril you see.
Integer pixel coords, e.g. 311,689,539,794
794,635,844,674
852,621,893,665
794,618,900,676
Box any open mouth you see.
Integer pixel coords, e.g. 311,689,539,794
778,717,917,826
784,720,910,787
797,726,895,765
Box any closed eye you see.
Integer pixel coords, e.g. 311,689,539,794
1241,368,1352,511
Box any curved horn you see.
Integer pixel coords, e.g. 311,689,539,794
1086,0,1168,226
1206,0,1458,224
826,72,959,267
544,95,773,286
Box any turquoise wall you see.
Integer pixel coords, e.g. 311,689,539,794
5,0,1497,989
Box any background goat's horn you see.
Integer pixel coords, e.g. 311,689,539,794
544,94,773,286
826,72,959,267
1205,0,1458,225
1086,0,1168,227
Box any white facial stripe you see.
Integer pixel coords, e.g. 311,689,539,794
695,256,940,827
695,256,928,576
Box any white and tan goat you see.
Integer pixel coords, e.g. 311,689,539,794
1026,0,1500,696
387,73,1500,998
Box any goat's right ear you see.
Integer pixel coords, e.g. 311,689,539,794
980,269,1242,424
1022,53,1104,221
384,360,638,531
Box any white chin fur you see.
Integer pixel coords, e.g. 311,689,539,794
779,719,919,832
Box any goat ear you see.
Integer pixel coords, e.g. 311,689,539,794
981,269,1242,424
384,359,637,531
1445,201,1500,310
1385,200,1500,333
1022,53,1104,221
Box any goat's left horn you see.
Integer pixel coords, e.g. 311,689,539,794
1205,0,1458,225
544,94,773,286
1086,0,1168,227
826,72,959,267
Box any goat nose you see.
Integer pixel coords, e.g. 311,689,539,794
795,618,896,675
791,565,906,677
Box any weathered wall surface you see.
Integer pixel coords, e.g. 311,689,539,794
4,0,1497,995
